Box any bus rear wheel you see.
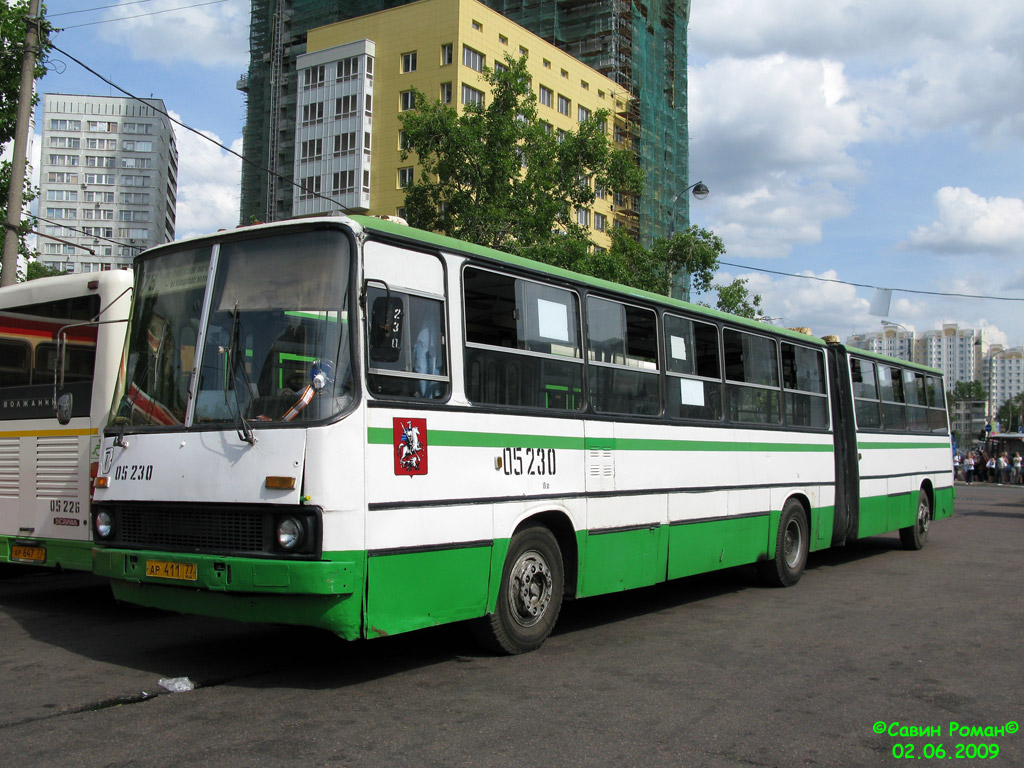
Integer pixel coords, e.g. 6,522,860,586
475,525,564,655
899,489,930,550
759,499,809,587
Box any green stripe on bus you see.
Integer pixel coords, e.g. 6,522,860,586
368,427,582,449
368,427,832,453
590,437,832,453
858,441,950,450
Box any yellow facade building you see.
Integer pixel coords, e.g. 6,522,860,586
294,0,631,249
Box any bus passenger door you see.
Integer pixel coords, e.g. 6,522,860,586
361,240,491,636
826,344,858,545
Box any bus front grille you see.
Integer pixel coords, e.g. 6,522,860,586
94,503,322,559
118,507,265,553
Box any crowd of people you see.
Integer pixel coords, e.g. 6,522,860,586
954,450,1023,485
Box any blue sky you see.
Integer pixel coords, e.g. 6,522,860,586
22,0,1024,347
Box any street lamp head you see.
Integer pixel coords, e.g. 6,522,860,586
691,181,709,200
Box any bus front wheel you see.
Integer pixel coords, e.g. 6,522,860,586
475,525,564,655
899,489,930,551
759,499,809,587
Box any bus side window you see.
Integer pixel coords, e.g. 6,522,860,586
850,357,881,429
369,295,405,363
664,314,721,421
586,297,660,416
366,287,448,400
925,375,948,433
878,365,907,431
905,370,929,432
0,340,31,386
463,267,582,410
781,342,828,429
723,328,780,424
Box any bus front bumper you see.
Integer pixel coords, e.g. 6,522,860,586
93,548,365,639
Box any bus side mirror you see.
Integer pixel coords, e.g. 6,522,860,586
56,393,73,425
369,295,404,363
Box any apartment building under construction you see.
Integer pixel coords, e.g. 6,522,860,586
239,0,692,246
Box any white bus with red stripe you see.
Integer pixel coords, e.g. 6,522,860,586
0,270,132,570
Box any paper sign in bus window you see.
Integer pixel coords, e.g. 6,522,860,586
679,377,705,407
536,298,569,342
670,335,687,361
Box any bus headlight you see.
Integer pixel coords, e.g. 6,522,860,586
276,516,305,550
95,510,114,539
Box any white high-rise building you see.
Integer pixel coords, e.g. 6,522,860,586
847,322,983,389
292,40,375,217
37,94,178,273
984,345,1024,423
845,324,916,362
917,323,982,388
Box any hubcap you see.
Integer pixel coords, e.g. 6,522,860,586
507,549,552,628
918,500,930,534
783,518,803,569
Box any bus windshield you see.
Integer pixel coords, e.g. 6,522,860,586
113,228,352,429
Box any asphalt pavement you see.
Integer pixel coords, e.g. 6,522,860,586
1,482,1021,767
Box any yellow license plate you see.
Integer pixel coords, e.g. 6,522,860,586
10,544,46,563
145,560,197,581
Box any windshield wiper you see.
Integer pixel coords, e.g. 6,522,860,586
226,302,256,445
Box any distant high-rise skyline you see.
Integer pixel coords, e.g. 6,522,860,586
37,93,177,273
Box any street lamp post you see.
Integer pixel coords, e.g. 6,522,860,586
880,321,913,362
668,181,710,301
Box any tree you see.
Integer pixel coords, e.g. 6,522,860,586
948,380,987,402
397,53,766,317
399,54,643,253
1,0,53,281
712,277,764,319
24,259,60,280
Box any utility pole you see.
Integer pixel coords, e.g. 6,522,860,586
1,0,42,287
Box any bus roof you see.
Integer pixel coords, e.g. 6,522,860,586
0,269,132,309
348,215,830,347
140,214,946,365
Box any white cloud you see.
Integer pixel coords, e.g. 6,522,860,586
95,0,249,69
689,54,863,259
170,112,241,239
907,187,1024,255
687,0,1024,264
703,267,874,337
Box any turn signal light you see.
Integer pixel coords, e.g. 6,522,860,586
95,476,110,489
265,476,296,490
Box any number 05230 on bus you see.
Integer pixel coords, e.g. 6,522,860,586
90,215,953,653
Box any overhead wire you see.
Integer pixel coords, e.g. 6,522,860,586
45,37,1021,306
47,42,354,216
48,1,158,18
57,0,229,30
718,261,1024,303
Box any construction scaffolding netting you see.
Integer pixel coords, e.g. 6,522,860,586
240,0,690,246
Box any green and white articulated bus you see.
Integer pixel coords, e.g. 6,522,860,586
90,215,953,653
0,270,132,570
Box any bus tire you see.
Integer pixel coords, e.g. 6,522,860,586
899,489,930,551
475,525,564,655
759,499,809,587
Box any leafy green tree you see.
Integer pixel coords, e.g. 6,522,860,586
948,380,987,402
397,53,766,316
712,277,764,319
24,259,60,280
399,54,643,253
1,1,53,281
